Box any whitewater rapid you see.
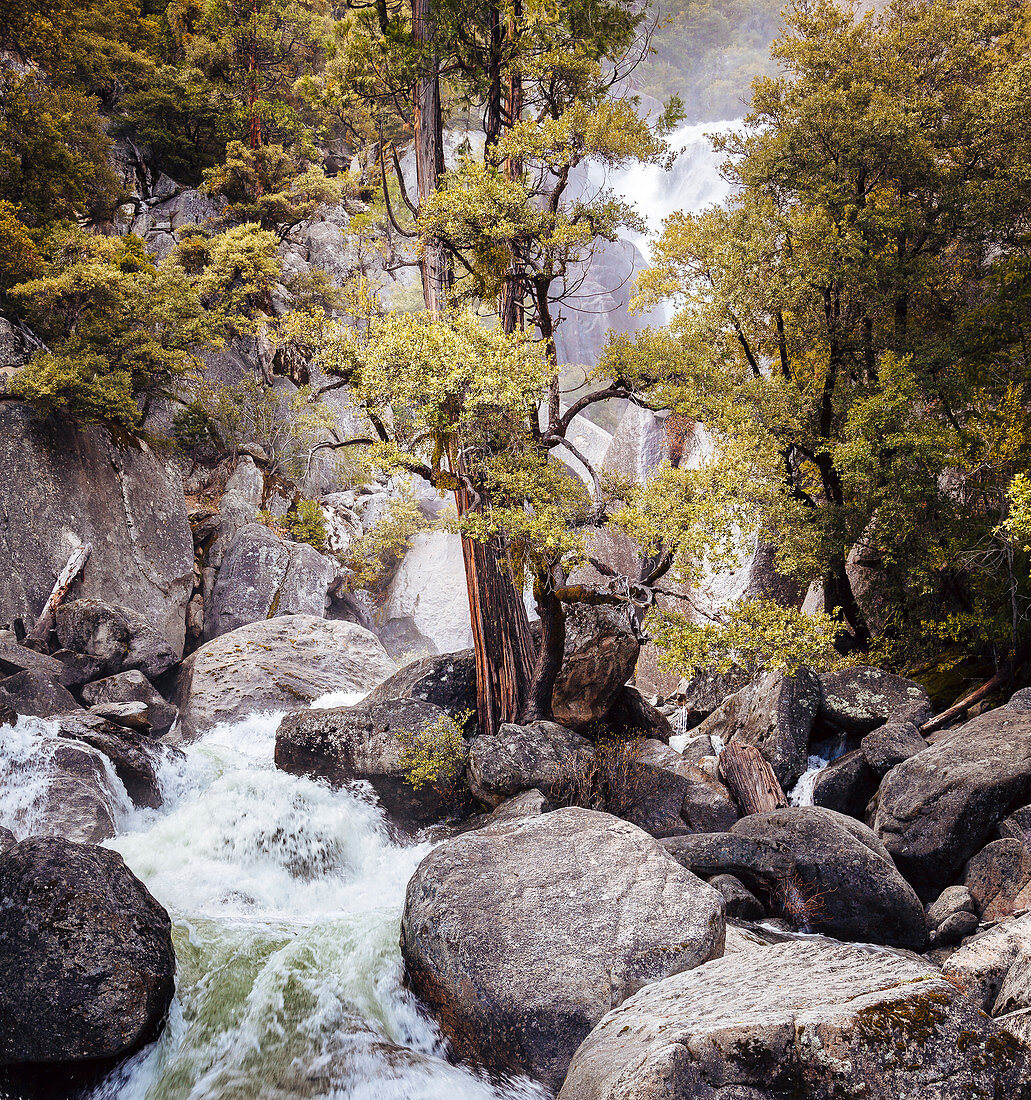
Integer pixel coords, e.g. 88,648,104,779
0,706,545,1100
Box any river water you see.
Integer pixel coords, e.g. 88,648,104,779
0,707,545,1100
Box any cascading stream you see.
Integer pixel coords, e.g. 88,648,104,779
1,704,544,1100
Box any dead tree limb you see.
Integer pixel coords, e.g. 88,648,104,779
26,539,91,647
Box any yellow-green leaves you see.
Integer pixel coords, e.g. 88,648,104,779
649,598,839,678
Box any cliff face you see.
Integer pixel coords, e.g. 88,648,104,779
0,403,194,656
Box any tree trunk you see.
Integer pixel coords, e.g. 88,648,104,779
518,566,566,724
455,480,537,738
719,742,787,816
823,555,871,653
412,0,450,314
498,1,523,334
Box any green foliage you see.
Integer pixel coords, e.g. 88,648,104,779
283,498,327,549
0,201,42,297
202,141,348,234
170,0,333,147
397,710,471,793
120,66,225,183
173,375,335,475
0,71,119,228
630,0,1031,660
9,227,211,426
1002,474,1031,550
189,223,283,330
648,598,840,679
341,485,426,595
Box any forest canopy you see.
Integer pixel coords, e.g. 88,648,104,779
1,0,1029,726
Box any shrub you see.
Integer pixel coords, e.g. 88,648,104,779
341,485,426,595
397,711,471,794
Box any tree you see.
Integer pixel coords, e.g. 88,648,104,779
631,0,1031,666
8,227,213,426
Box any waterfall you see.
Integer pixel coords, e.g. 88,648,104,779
594,119,739,261
0,706,545,1100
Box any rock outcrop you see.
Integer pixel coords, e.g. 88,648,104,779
731,806,927,949
552,602,639,731
817,665,931,734
400,807,724,1092
0,837,175,1068
0,403,193,657
873,699,1031,899
363,649,477,722
694,669,820,790
203,524,334,640
173,614,395,734
466,721,595,809
558,940,1029,1100
276,698,466,827
81,670,179,738
55,598,179,681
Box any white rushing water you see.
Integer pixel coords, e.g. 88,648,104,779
0,704,545,1100
594,119,740,260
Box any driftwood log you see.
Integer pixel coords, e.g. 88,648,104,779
719,741,787,816
25,539,91,647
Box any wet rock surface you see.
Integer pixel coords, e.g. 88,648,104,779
0,837,175,1068
276,698,466,827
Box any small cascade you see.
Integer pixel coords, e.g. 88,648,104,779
14,703,550,1100
0,715,134,839
787,732,854,807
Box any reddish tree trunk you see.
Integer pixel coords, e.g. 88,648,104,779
455,483,537,738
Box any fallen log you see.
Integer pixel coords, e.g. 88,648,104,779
922,643,1031,735
719,741,787,816
25,539,91,648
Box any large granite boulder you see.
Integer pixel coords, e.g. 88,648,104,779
0,669,81,719
203,524,335,640
558,940,1030,1100
276,698,466,827
818,665,932,734
963,838,1031,922
943,913,1031,1012
661,831,798,898
0,837,175,1068
731,806,927,949
873,699,1031,899
552,603,639,731
81,670,179,739
363,649,477,723
0,727,122,844
172,614,395,735
400,807,724,1092
860,718,928,776
811,747,877,819
52,713,164,810
694,668,820,789
55,598,178,681
622,740,738,837
0,404,193,656
467,721,595,809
